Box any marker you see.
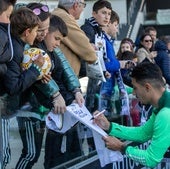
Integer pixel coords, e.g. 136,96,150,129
90,109,106,120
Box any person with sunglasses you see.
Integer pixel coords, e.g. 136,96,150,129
145,26,158,45
136,33,157,63
12,3,57,169
27,3,50,44
14,2,84,169
3,7,43,169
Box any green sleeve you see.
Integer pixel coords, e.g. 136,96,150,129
109,108,170,168
109,114,154,142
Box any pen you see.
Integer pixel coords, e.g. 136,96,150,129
90,109,106,120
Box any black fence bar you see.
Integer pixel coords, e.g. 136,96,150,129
0,104,2,169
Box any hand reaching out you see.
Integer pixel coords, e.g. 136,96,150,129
74,92,85,107
105,71,111,79
52,92,66,114
150,51,157,59
41,72,52,83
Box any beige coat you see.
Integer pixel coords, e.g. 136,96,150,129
136,47,155,63
52,8,97,76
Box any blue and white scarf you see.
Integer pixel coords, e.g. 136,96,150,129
115,70,130,116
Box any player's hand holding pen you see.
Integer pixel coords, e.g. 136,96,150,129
90,109,105,120
92,110,111,131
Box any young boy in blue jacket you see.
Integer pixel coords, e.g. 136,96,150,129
99,9,120,117
81,1,120,155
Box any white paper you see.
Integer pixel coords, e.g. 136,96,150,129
92,131,123,167
66,103,108,137
46,110,78,133
46,103,123,167
66,103,123,167
46,103,108,136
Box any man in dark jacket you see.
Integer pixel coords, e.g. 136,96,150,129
12,4,84,169
154,39,170,86
3,8,60,169
0,0,16,168
38,15,84,169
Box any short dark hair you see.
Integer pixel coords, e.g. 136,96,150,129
110,10,119,24
131,62,165,88
93,0,112,13
27,3,51,22
49,15,68,37
145,26,157,33
0,0,17,14
10,7,40,37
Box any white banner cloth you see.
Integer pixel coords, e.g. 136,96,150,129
46,103,123,167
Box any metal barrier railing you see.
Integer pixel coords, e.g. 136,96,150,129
51,150,97,169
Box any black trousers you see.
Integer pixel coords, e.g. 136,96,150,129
44,126,81,169
15,117,45,169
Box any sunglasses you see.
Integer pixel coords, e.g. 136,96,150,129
79,2,86,8
144,39,152,43
33,5,49,16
